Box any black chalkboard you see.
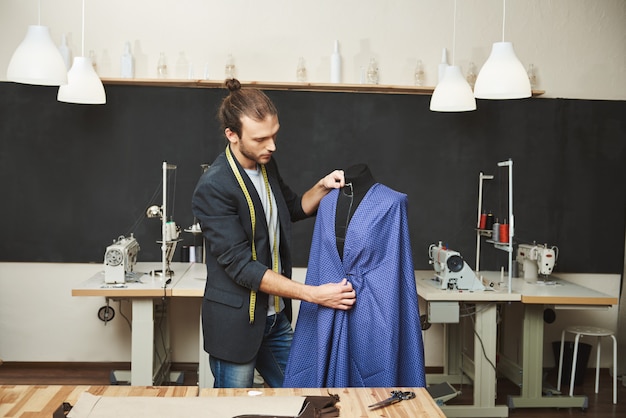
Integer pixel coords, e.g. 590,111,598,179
1,82,624,274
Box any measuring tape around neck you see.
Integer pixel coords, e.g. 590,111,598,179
225,146,280,323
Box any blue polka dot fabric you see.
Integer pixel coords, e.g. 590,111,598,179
284,184,426,388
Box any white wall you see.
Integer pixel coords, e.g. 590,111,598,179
1,0,625,100
0,263,131,362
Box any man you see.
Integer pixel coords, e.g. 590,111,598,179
192,79,356,388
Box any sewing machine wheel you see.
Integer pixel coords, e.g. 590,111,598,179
98,305,116,323
446,255,464,273
105,249,123,266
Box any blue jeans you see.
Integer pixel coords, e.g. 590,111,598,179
209,311,293,388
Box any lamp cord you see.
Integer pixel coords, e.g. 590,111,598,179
81,0,85,56
502,0,507,42
452,0,457,65
37,0,41,25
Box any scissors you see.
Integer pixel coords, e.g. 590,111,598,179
368,390,416,410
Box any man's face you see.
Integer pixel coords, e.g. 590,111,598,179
227,114,280,170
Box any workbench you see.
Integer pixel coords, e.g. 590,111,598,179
504,277,618,410
415,270,519,418
0,385,445,417
72,264,618,416
71,262,194,386
416,271,618,416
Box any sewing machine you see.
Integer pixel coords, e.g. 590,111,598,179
429,242,485,291
104,234,140,284
516,242,558,281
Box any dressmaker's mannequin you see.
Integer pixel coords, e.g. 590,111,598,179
284,163,426,388
335,164,376,259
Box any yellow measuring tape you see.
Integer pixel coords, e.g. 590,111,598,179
225,146,280,324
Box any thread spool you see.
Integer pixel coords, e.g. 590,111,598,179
492,219,500,242
486,212,494,229
479,212,487,229
499,221,509,243
181,245,190,262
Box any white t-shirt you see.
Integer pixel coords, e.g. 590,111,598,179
244,166,285,316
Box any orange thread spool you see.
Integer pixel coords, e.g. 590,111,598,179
479,212,487,229
499,222,509,243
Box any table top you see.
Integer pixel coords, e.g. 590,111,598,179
414,270,522,302
169,262,207,297
0,385,443,418
200,387,446,418
415,270,617,306
512,276,619,305
72,264,618,307
0,385,198,417
71,262,193,297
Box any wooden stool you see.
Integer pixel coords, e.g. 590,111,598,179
556,325,617,404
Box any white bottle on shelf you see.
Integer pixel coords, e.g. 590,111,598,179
330,40,342,83
58,33,71,70
438,47,448,84
120,41,134,79
89,50,98,73
366,58,379,84
466,61,477,89
296,57,307,82
414,59,425,86
225,54,236,79
157,52,168,78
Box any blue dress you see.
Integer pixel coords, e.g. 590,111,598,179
283,184,426,387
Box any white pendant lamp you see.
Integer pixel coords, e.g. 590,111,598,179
431,65,477,112
58,57,106,104
58,0,106,104
474,0,531,99
6,1,68,86
430,0,476,112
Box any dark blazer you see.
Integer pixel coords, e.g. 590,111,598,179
192,148,309,363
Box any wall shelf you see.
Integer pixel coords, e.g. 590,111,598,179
101,78,546,97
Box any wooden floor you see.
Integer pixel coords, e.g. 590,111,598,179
0,362,624,417
448,367,625,418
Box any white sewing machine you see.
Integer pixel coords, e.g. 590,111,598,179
429,242,485,291
104,234,140,284
516,242,558,282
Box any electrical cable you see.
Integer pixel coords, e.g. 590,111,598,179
125,180,163,236
117,299,132,331
466,303,499,373
455,301,499,400
154,298,170,385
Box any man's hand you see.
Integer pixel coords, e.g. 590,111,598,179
320,169,345,190
301,169,345,215
311,278,356,310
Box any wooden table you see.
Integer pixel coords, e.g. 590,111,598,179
0,385,443,418
0,385,198,417
200,387,446,418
